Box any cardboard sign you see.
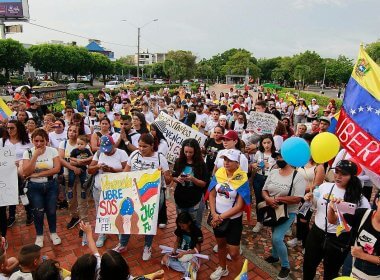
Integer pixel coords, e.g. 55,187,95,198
0,147,18,206
247,111,278,135
95,169,161,235
154,112,207,163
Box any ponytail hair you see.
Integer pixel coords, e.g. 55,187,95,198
344,175,363,205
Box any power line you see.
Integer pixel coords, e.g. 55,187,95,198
26,22,137,48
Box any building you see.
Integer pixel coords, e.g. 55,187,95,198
85,39,115,60
134,51,166,65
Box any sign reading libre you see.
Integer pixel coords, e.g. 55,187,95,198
95,169,161,235
0,146,18,207
154,112,207,163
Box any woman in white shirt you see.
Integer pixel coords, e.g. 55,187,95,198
307,99,319,122
302,160,371,280
22,128,62,248
150,123,169,157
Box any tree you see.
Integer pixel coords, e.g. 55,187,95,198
324,55,353,85
195,60,215,80
61,46,93,81
0,39,30,80
164,50,196,81
292,50,324,83
90,53,114,85
365,41,380,64
294,64,311,85
257,57,281,81
221,50,261,78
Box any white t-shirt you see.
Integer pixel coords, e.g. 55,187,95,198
195,113,208,126
308,104,320,118
128,150,169,172
273,135,283,151
112,130,140,148
144,111,155,124
0,139,33,161
49,131,67,149
214,149,249,173
263,169,306,213
106,112,114,123
314,182,370,233
0,273,8,280
9,271,32,280
205,119,218,133
215,181,242,219
253,151,276,175
22,147,59,183
93,149,129,189
157,139,169,157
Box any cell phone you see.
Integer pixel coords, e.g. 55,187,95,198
336,201,357,215
180,174,188,178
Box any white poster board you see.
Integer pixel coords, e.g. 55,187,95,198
247,111,278,135
95,169,161,235
154,112,207,163
0,147,18,206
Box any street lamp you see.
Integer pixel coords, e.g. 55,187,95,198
121,19,158,81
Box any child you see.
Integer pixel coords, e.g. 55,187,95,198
0,238,19,280
161,212,203,279
68,135,93,200
9,244,41,280
79,222,164,280
34,260,61,280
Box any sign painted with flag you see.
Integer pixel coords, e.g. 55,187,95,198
336,46,380,175
0,98,12,120
95,169,161,235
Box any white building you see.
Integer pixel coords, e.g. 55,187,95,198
134,51,166,65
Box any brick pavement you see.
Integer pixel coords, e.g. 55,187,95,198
4,197,272,280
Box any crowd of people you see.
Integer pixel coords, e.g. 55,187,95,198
0,84,379,280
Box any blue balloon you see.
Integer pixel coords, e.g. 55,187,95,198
281,137,310,167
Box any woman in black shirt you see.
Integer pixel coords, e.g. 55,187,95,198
203,126,225,176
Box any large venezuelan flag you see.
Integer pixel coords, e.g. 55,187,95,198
336,46,380,175
136,170,161,203
234,259,249,280
205,167,251,221
0,98,12,120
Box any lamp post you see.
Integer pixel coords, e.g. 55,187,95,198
122,19,158,81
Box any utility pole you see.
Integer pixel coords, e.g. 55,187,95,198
137,27,140,81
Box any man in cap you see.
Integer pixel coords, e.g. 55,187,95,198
27,97,43,125
318,117,330,133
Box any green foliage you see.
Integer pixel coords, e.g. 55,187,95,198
292,50,324,83
0,39,30,80
195,60,215,80
221,51,261,78
324,56,353,85
257,57,281,81
164,50,196,81
90,52,114,77
365,41,380,64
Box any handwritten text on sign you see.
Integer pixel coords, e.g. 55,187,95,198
155,112,207,163
247,111,278,135
95,169,161,235
0,147,18,207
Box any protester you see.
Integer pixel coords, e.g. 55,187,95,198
303,160,371,280
262,152,306,280
150,123,169,156
204,126,225,175
9,244,41,280
132,112,149,134
90,117,112,152
22,129,61,247
172,139,208,228
49,119,67,149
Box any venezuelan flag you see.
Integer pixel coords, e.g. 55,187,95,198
205,167,251,221
136,170,161,203
0,98,12,121
327,111,340,133
336,45,380,175
234,259,249,280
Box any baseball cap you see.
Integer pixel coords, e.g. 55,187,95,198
99,135,115,153
96,107,106,113
319,116,331,124
220,149,240,162
233,108,240,113
29,96,41,104
335,160,358,176
219,115,228,120
221,130,239,141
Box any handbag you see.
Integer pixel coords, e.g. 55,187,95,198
257,170,297,227
207,212,230,232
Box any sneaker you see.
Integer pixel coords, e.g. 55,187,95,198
213,244,218,253
58,200,68,210
252,222,263,233
96,234,106,248
264,256,279,263
50,233,62,245
210,266,229,280
66,217,80,230
113,243,127,253
158,223,166,229
35,235,44,247
277,267,290,280
7,217,15,228
142,246,152,261
285,228,292,237
79,230,83,238
286,238,299,248
26,216,34,226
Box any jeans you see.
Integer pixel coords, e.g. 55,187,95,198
253,174,267,222
176,197,204,228
271,212,296,269
27,180,58,236
66,175,88,221
68,169,87,188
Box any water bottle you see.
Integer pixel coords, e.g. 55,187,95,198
313,186,321,200
299,200,312,217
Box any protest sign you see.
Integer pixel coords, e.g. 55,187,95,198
0,146,18,207
247,111,278,135
95,169,161,235
154,112,207,163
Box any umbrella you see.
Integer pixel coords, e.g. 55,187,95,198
262,83,282,89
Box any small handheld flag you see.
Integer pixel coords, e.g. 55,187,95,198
0,98,12,120
234,259,249,280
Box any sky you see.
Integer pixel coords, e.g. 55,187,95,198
4,0,380,60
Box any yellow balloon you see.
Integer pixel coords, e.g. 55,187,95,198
60,100,66,106
310,132,340,163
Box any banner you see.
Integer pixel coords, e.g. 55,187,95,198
0,98,12,120
0,146,18,207
247,111,278,135
154,112,207,163
0,0,29,20
95,169,161,235
337,46,380,175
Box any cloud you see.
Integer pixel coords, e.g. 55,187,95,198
291,0,345,9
